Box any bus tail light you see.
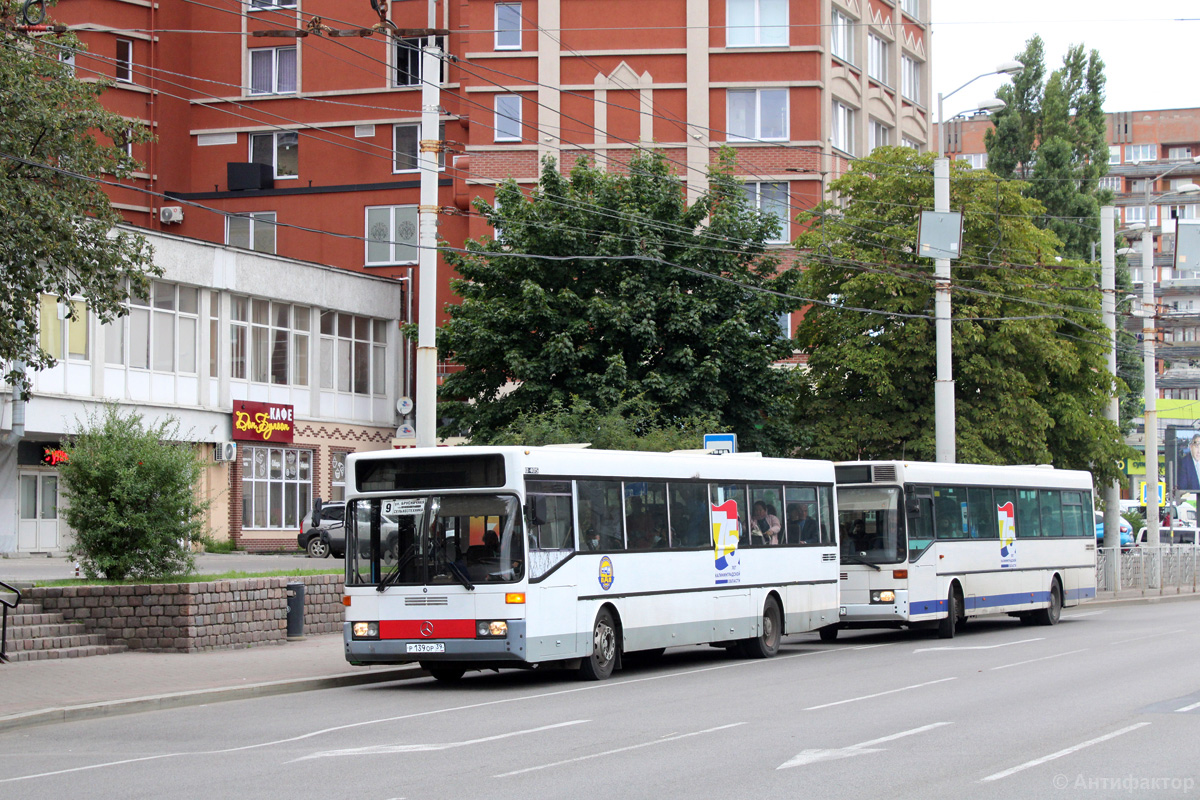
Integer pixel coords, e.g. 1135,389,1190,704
352,621,379,639
476,620,508,638
505,592,526,604
892,569,908,579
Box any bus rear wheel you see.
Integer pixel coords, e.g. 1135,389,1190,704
1033,579,1062,626
740,597,782,659
938,588,960,639
818,625,839,642
579,609,618,680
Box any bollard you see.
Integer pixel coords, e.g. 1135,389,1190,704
286,581,305,641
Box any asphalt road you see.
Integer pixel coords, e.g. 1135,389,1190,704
2,601,1198,800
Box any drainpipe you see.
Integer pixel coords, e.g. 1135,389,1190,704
4,360,25,447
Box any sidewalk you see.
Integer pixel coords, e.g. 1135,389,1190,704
0,632,419,732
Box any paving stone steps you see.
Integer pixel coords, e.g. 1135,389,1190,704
2,600,124,662
6,644,129,662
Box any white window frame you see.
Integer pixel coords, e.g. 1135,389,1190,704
1098,176,1121,191
727,88,788,142
365,205,420,266
1108,145,1121,165
1125,205,1158,226
121,281,199,375
393,122,446,173
1125,144,1157,163
38,295,89,362
725,0,788,47
869,119,891,152
831,10,854,64
249,46,297,95
495,94,522,142
115,38,133,83
900,0,920,19
241,446,311,531
330,452,348,502
249,131,298,179
901,55,922,104
902,136,921,151
867,33,888,84
318,311,389,396
393,36,447,88
495,3,522,50
831,101,855,155
1169,147,1193,160
957,153,987,170
250,0,297,9
744,182,790,244
226,212,277,254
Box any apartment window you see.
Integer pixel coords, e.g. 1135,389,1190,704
123,282,198,374
250,131,298,178
228,297,308,386
60,47,75,77
1130,179,1147,194
394,36,447,88
1099,176,1122,191
330,452,347,502
319,312,388,396
869,119,890,152
957,153,988,170
115,38,133,83
744,182,790,243
867,34,888,83
727,88,788,142
1125,206,1158,226
901,55,921,104
1125,144,1157,163
226,212,277,254
900,0,920,18
250,0,297,8
831,101,855,155
495,3,522,50
830,10,854,63
241,446,311,530
393,122,446,172
1168,204,1199,222
1169,147,1193,160
495,94,522,141
902,136,920,151
726,0,787,47
365,205,419,265
38,296,88,362
249,47,296,95
1108,145,1121,165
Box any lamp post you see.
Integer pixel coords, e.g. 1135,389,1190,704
932,60,1022,463
1135,158,1200,544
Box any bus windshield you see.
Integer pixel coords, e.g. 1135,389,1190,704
837,486,905,565
346,494,524,587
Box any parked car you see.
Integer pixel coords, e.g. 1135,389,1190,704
298,501,346,558
1133,526,1199,546
1094,511,1134,548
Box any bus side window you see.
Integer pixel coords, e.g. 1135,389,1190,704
578,479,625,551
817,485,834,545
1017,489,1040,537
667,481,708,548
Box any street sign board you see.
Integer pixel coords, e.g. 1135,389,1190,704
703,433,738,454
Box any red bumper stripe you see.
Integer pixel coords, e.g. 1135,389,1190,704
380,619,477,639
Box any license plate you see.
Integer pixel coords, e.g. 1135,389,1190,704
406,642,445,653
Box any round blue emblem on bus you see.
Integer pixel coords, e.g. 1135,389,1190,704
598,556,614,591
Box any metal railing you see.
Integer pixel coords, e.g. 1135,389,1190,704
1097,546,1200,594
0,579,21,663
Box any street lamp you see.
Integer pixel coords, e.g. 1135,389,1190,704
1135,157,1200,543
932,61,1023,463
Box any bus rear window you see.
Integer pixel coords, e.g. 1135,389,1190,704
356,454,505,492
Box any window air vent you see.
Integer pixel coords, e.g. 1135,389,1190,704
873,465,898,482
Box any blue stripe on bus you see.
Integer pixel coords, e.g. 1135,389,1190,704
910,587,1094,615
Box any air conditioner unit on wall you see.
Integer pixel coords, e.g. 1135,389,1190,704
213,441,237,462
159,206,184,224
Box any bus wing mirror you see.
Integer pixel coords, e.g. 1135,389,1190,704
526,497,546,525
905,496,921,515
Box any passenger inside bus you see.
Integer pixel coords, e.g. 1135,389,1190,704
750,501,781,545
787,502,820,544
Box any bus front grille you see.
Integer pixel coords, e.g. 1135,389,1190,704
404,596,449,606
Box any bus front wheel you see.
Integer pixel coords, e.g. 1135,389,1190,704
579,609,618,680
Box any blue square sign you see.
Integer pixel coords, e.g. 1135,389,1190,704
703,433,738,454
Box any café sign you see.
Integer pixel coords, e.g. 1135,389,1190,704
232,401,295,444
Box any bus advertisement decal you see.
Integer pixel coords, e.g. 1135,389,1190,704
998,502,1017,569
598,556,614,591
712,500,742,585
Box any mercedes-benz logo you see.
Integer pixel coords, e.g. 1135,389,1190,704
420,621,435,637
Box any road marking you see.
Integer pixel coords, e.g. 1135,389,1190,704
1111,629,1186,645
804,677,956,711
777,722,952,770
913,637,1044,654
1063,610,1104,618
1176,701,1200,713
294,720,588,761
493,722,745,777
990,649,1088,671
980,723,1151,782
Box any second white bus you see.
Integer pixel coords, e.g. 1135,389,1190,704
826,461,1096,640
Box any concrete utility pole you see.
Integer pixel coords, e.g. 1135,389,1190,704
1101,206,1121,583
414,33,441,448
933,156,954,463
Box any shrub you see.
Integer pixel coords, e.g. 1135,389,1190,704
59,404,208,580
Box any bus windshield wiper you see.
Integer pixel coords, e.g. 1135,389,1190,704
841,552,883,571
446,561,475,591
376,546,417,593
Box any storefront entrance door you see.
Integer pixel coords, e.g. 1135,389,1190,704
17,472,60,551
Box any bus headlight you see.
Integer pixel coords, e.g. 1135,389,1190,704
870,590,896,604
476,620,508,638
352,621,379,639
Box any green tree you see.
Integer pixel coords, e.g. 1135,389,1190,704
792,147,1129,486
59,404,207,580
1,6,157,389
985,36,1112,260
438,150,802,455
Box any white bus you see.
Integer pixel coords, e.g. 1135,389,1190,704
826,461,1096,640
342,446,840,680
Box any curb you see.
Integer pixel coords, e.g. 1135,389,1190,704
0,665,423,734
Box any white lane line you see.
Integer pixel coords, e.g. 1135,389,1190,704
914,637,1044,654
847,643,896,650
1111,629,1186,645
777,722,952,770
493,722,745,778
990,649,1088,672
804,677,957,711
293,720,588,761
1176,701,1200,713
980,723,1151,783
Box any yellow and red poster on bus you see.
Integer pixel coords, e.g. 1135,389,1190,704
712,499,741,585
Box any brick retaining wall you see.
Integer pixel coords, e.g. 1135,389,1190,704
27,574,345,653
